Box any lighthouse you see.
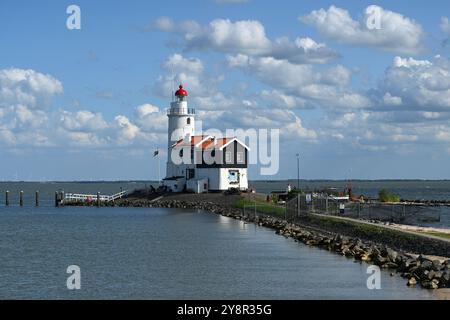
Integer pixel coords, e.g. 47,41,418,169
166,85,195,178
163,84,249,193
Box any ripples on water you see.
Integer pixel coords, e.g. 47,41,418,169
0,206,437,299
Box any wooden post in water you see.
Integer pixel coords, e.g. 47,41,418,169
55,191,59,207
35,191,39,207
97,192,100,207
5,190,10,206
19,191,24,207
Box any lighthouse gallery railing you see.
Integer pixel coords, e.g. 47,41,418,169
167,108,196,115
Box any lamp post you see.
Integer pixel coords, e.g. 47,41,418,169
296,153,300,190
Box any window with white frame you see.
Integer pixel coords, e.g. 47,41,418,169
225,151,232,163
237,151,244,164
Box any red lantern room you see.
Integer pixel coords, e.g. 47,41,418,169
175,85,188,101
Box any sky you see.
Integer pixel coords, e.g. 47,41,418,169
1,0,450,181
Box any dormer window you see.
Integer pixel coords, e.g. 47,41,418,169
237,152,244,163
225,151,232,163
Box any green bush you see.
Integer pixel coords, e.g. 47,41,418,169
287,188,302,200
378,189,401,203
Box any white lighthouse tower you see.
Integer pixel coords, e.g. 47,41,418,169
166,85,195,178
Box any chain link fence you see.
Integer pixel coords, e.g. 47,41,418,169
242,194,440,226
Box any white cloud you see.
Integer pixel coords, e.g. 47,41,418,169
227,54,370,110
393,56,431,68
153,18,338,64
0,68,63,147
155,54,219,99
135,104,167,132
136,103,159,117
162,54,204,75
383,92,403,106
441,17,450,35
153,16,175,32
113,115,141,145
260,90,306,109
203,108,317,141
436,130,450,141
0,129,16,146
381,55,450,111
300,5,424,54
60,110,108,132
391,134,418,142
0,68,63,109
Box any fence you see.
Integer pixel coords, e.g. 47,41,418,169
244,194,441,225
243,203,286,220
299,194,440,224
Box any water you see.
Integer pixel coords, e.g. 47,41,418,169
0,205,438,299
0,181,149,207
250,180,450,200
2,180,450,203
1,180,450,228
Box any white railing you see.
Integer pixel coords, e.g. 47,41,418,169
63,190,128,203
167,108,195,116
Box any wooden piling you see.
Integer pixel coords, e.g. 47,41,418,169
19,191,24,207
97,192,100,207
55,191,59,207
35,191,39,207
5,190,9,206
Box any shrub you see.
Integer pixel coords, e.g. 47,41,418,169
378,189,400,203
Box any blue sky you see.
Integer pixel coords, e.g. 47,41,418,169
1,0,450,181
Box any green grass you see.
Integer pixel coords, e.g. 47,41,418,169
422,231,450,240
233,198,286,216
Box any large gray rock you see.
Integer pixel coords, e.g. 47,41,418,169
421,280,438,289
386,248,398,263
432,260,443,271
407,277,417,286
420,260,433,270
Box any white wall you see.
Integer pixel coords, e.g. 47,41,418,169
196,168,248,191
166,100,195,177
219,168,248,191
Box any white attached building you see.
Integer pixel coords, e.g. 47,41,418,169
163,85,249,193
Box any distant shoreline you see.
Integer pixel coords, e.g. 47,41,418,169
3,179,450,183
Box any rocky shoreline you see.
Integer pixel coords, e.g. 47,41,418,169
68,197,450,290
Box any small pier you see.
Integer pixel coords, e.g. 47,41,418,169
61,190,128,206
2,189,128,207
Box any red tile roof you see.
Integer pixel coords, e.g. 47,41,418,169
173,135,233,150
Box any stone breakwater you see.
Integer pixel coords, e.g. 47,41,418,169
73,198,450,290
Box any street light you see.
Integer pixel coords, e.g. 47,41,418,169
296,153,300,190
